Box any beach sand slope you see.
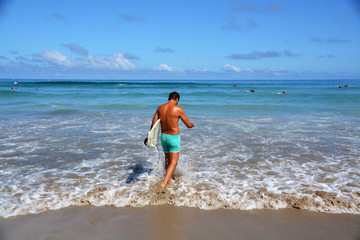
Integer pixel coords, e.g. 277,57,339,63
1,205,360,240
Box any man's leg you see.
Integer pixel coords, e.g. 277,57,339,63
164,152,176,180
164,152,170,170
161,152,179,189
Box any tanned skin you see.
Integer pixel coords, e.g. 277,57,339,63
151,97,194,189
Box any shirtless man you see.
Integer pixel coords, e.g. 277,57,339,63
151,92,194,189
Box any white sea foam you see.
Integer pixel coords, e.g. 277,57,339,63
0,113,359,218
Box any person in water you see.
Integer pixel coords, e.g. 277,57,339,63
151,92,194,189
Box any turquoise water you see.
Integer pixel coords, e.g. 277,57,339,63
2,80,359,117
0,79,359,217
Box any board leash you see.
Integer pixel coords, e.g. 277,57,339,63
156,144,161,162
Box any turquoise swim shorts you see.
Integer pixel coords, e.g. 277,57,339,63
161,134,181,153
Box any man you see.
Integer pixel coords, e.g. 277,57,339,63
151,92,194,189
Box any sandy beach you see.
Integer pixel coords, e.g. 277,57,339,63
1,205,359,240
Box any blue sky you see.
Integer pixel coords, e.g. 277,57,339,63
0,0,359,80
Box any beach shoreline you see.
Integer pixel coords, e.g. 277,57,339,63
1,80,360,217
1,80,359,239
1,205,359,240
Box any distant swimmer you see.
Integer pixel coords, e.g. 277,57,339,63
234,85,237,87
282,91,288,94
337,85,342,88
247,89,255,93
344,84,348,87
11,87,16,90
13,81,20,85
209,85,211,87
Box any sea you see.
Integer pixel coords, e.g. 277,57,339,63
0,79,359,218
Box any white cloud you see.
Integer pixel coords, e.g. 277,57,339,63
40,50,72,67
152,64,185,74
86,53,136,70
266,68,289,76
195,68,209,72
153,63,174,72
222,64,252,73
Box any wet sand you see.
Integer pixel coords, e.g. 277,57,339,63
1,205,359,240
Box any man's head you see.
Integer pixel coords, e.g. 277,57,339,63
168,92,180,101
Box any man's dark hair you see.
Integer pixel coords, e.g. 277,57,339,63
168,92,180,101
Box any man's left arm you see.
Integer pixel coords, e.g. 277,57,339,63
150,108,159,130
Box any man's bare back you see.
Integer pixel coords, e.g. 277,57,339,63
151,98,194,135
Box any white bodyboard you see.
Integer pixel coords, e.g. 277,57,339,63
146,119,160,148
